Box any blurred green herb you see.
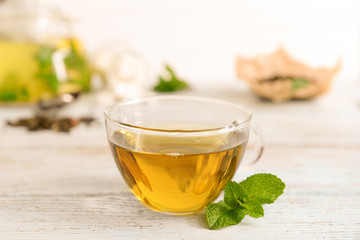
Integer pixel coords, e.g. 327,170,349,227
35,45,54,67
206,173,285,230
291,78,309,90
64,41,91,92
154,65,188,92
35,45,59,94
0,72,29,102
34,41,91,95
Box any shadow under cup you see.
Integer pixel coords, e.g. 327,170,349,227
105,96,253,215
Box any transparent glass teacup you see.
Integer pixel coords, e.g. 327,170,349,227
105,95,263,215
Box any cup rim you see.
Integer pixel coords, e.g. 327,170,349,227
104,95,252,134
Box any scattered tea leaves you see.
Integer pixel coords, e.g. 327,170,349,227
7,115,96,133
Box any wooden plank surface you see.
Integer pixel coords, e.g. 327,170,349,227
0,79,359,239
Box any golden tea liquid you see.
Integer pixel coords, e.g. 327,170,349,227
109,130,246,214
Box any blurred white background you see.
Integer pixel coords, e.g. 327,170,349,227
42,0,359,82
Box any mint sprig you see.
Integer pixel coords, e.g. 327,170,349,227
206,173,285,230
153,65,188,92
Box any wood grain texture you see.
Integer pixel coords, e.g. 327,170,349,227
0,79,359,239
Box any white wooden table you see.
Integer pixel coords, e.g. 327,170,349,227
1,79,359,239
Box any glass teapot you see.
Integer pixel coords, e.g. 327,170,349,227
0,0,91,102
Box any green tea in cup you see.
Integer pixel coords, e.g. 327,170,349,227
105,96,263,214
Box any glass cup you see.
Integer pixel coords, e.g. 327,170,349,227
105,95,263,215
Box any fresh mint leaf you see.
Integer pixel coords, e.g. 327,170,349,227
224,181,248,208
224,181,264,218
240,199,264,218
291,78,309,90
206,201,245,230
153,65,188,92
240,173,285,204
165,65,176,78
206,173,285,230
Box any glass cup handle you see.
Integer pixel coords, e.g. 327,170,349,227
243,122,264,166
